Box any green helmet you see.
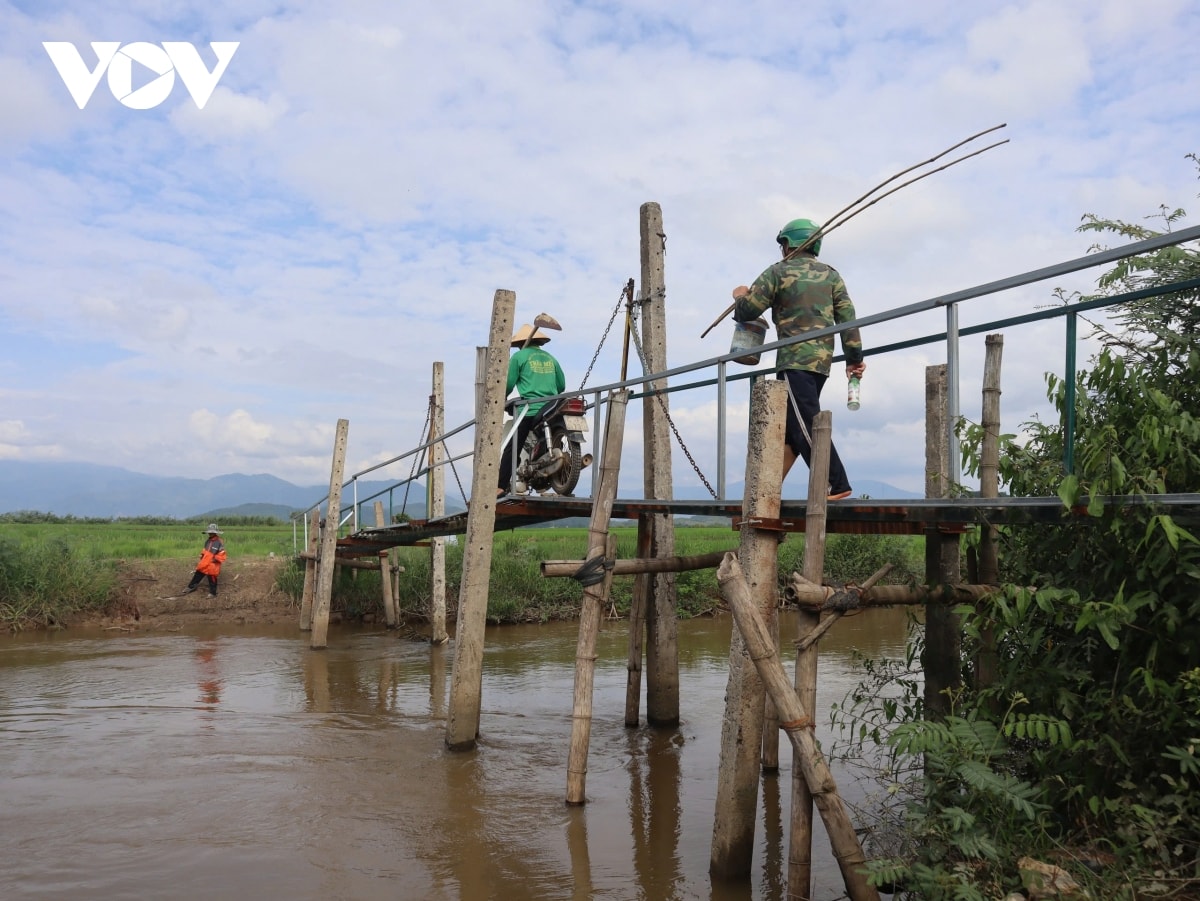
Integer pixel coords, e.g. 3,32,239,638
776,218,822,256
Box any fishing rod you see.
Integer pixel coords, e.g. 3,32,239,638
699,124,1010,340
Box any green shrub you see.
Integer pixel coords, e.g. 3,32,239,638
0,536,116,630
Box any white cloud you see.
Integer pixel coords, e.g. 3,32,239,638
0,0,1196,495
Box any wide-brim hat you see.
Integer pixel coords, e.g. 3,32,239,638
204,523,222,535
511,323,551,347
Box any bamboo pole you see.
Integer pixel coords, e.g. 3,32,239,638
311,419,349,649
379,551,397,628
785,578,995,609
299,507,319,631
718,554,881,901
924,365,962,718
624,517,653,727
790,410,833,899
639,201,680,727
373,501,398,628
430,361,449,645
975,335,1004,690
791,564,895,653
297,553,383,569
566,391,630,805
445,290,516,751
711,379,787,878
543,550,731,578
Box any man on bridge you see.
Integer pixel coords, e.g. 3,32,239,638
732,218,867,500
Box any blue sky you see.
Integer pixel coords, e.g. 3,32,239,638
1,0,1198,496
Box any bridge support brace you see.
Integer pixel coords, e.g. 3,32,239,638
718,552,881,901
429,361,449,645
299,507,319,631
638,201,681,727
711,378,788,878
311,418,349,649
445,289,516,751
791,409,835,897
566,390,630,805
924,364,962,719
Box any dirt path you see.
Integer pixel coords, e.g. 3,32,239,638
91,555,297,630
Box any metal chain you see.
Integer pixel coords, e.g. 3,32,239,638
577,278,632,392
400,401,433,519
427,389,469,514
447,445,467,513
627,299,719,499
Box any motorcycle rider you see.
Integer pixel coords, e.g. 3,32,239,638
498,322,566,497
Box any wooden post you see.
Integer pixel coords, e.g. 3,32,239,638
624,518,653,727
379,551,396,628
430,361,449,645
445,290,516,751
924,364,962,718
566,391,630,804
711,379,787,879
718,554,881,901
639,201,680,727
789,410,834,899
299,507,319,631
976,336,1004,689
311,418,349,649
373,500,397,628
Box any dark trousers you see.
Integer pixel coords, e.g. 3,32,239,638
778,369,852,495
188,571,218,595
498,416,538,491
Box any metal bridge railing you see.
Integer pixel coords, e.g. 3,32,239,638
298,223,1200,543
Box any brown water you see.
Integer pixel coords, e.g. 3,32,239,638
0,609,911,900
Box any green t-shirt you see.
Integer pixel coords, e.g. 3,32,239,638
506,346,566,416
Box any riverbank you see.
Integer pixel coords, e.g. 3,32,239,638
88,556,296,631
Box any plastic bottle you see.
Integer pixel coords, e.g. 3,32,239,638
847,376,861,411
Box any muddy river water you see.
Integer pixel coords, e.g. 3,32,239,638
1,608,911,900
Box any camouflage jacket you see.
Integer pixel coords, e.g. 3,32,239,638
733,252,863,375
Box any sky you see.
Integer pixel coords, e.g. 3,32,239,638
1,0,1198,499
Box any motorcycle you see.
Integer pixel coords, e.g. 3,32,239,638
505,396,593,497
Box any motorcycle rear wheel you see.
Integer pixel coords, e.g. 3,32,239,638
548,427,582,496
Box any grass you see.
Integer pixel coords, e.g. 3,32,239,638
0,519,925,631
0,536,116,631
0,521,296,560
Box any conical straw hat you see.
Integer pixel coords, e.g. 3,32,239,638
510,323,551,347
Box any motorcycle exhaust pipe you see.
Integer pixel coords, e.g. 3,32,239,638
580,453,594,469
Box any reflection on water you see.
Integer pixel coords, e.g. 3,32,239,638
0,609,913,900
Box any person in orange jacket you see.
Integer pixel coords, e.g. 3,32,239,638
182,524,227,597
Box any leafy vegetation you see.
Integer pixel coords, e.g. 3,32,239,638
277,526,924,626
833,156,1200,899
0,536,115,631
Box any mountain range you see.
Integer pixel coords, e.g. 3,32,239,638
0,461,446,521
0,461,919,521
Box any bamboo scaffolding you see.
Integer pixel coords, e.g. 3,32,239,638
718,553,880,901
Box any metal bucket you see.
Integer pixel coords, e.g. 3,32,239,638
730,318,767,365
